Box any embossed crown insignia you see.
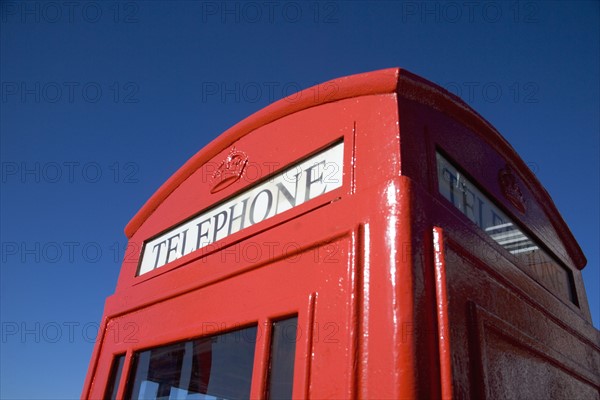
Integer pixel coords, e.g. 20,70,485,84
498,165,526,213
210,147,248,194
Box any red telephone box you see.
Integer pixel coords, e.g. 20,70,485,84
82,68,599,399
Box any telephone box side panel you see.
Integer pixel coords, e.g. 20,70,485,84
396,94,592,324
431,211,600,399
395,72,585,267
396,94,600,399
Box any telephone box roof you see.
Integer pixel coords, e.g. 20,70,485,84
124,68,586,269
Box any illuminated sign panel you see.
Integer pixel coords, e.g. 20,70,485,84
436,152,575,304
138,142,344,275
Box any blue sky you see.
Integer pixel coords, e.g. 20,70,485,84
1,1,598,398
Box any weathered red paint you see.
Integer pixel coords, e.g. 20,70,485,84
83,68,600,399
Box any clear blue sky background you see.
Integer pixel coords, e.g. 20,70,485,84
1,1,598,398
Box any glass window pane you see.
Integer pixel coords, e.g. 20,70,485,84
436,152,576,304
126,325,257,400
266,316,298,400
104,354,125,400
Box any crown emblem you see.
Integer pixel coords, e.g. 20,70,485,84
498,165,526,213
210,147,248,194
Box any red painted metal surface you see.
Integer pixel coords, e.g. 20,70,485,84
433,226,453,400
83,68,599,399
